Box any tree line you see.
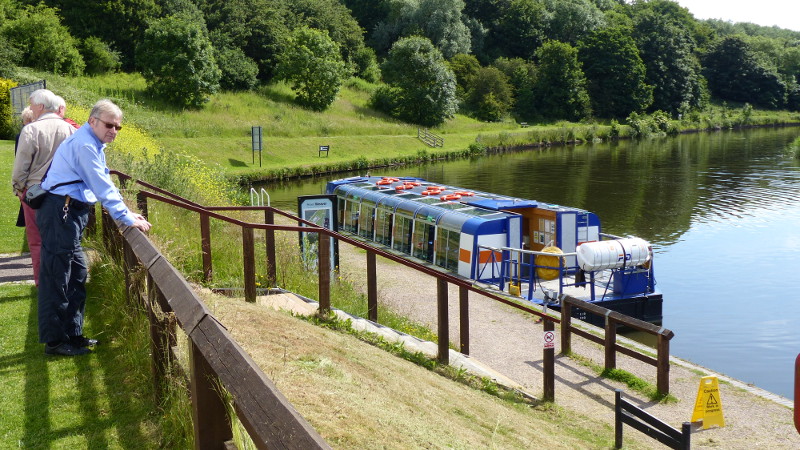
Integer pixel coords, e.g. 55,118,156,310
1,0,799,128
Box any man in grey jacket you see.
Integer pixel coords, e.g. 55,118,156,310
11,89,76,285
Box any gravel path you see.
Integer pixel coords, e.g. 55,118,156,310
336,245,800,449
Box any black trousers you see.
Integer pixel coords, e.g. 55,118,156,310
36,193,91,344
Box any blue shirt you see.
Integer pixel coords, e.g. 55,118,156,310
42,123,137,226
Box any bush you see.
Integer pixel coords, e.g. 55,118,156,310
0,35,21,78
351,46,381,83
137,14,221,109
216,46,259,91
81,37,121,75
0,77,19,140
275,27,349,111
1,4,85,76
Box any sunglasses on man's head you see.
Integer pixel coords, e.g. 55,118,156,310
94,117,122,131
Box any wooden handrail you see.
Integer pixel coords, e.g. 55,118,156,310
560,295,674,395
110,217,330,449
114,170,674,403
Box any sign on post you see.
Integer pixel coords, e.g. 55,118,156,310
318,145,330,157
543,330,555,349
691,375,725,429
251,126,262,166
297,195,338,272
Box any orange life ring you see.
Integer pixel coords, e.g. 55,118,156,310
405,181,421,186
376,179,392,185
421,190,432,195
455,191,475,196
440,194,462,201
395,185,409,192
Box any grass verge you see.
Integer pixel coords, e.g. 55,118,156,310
0,233,192,447
1,141,27,254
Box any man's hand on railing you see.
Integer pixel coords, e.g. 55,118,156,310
131,214,152,232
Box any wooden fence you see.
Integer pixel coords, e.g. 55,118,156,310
102,211,329,449
108,171,676,444
615,390,690,449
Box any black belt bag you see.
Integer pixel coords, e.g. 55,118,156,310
24,179,82,209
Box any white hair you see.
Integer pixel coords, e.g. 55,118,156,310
90,99,123,120
29,89,60,112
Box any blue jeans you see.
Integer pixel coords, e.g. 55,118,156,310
36,193,91,344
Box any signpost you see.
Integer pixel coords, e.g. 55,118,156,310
251,126,262,167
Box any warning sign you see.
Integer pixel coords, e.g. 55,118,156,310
543,331,555,349
691,376,725,429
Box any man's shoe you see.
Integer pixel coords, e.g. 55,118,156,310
70,335,99,348
45,343,90,356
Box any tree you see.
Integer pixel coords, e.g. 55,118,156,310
543,0,606,46
465,66,513,121
532,40,591,121
579,26,653,118
376,36,458,126
372,0,471,58
26,0,160,70
491,0,550,60
448,53,482,100
198,0,292,81
275,27,349,111
81,37,122,75
702,36,786,109
1,4,85,75
137,14,221,109
492,56,537,120
215,45,259,91
633,10,706,114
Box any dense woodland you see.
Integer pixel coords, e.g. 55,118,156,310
1,0,799,131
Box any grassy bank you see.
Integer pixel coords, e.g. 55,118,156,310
14,68,800,184
1,141,26,254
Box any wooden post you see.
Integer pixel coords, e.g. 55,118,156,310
459,286,469,355
148,281,170,404
200,213,212,282
560,300,572,355
366,251,377,322
437,278,449,365
264,209,276,286
614,389,623,448
189,340,233,449
136,191,148,220
318,233,331,313
122,237,142,308
656,333,670,395
605,317,617,371
543,319,555,402
242,226,256,303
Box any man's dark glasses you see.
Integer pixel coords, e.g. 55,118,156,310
94,117,122,131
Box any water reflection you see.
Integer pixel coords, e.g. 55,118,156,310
256,127,800,399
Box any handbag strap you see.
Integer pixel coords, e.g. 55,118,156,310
49,179,83,190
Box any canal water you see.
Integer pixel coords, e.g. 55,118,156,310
258,126,800,400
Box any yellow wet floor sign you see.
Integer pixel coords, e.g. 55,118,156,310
691,375,725,429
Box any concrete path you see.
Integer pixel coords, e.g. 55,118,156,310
0,253,34,284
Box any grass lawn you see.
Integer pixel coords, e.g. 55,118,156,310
0,282,164,447
1,140,27,254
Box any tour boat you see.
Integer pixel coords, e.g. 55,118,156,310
325,176,662,325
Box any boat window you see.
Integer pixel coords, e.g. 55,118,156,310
374,206,393,246
359,201,376,239
436,202,470,210
412,218,434,262
392,214,413,255
336,193,346,230
343,198,360,233
435,227,460,271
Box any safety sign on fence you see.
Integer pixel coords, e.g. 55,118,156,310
691,375,725,429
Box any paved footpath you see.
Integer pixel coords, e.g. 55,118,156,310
0,253,34,284
332,247,800,449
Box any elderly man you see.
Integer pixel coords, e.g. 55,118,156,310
37,99,151,356
11,89,76,285
55,95,80,129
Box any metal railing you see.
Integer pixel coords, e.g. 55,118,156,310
417,128,443,147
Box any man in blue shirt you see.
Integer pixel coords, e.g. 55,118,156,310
38,99,151,356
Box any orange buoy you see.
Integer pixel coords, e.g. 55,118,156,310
455,191,475,196
440,194,462,202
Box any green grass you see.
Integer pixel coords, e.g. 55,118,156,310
0,280,169,447
0,141,27,254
